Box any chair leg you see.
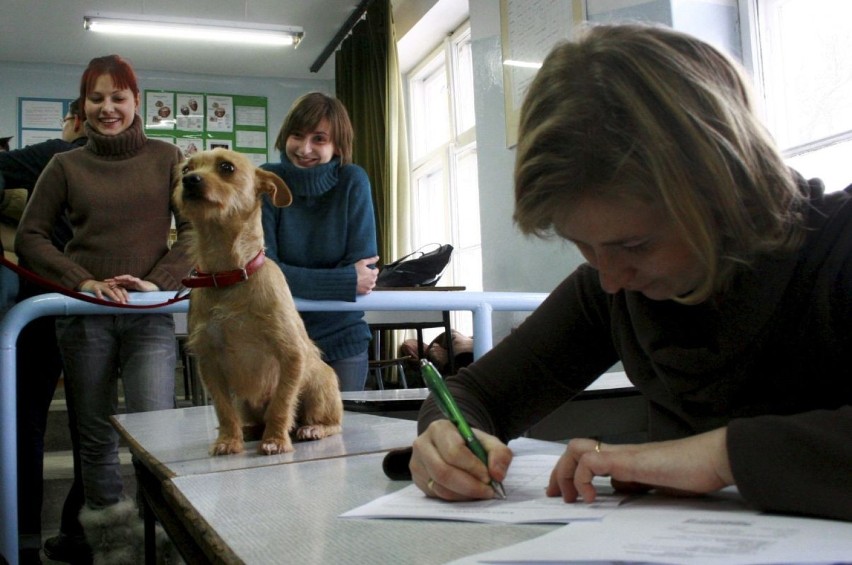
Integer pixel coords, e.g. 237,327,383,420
396,361,408,388
373,366,384,390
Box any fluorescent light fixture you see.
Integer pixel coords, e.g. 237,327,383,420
83,14,303,47
503,59,543,69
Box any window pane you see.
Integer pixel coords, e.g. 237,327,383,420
760,0,852,150
786,139,852,193
454,146,480,248
410,53,450,161
454,35,476,135
413,167,450,246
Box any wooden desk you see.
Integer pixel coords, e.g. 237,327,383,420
161,438,565,564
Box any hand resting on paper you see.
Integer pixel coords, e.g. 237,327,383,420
411,421,734,503
549,428,735,503
410,419,513,501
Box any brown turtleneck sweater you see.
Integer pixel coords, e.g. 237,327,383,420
16,115,191,291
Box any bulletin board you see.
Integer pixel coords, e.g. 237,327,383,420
500,0,585,148
17,98,76,148
144,91,269,166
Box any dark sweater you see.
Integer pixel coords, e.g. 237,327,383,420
15,116,191,291
261,156,377,362
0,136,85,254
419,178,852,522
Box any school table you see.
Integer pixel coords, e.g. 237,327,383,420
115,412,565,565
110,408,419,563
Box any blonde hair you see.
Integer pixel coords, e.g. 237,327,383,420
513,24,805,303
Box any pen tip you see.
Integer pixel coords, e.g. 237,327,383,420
493,482,507,500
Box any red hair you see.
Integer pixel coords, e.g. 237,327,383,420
79,54,139,106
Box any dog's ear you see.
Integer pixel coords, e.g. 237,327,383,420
255,169,293,208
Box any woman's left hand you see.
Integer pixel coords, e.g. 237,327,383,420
105,274,160,293
355,256,380,295
548,427,734,502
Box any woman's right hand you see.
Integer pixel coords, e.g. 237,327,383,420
410,419,513,501
78,279,130,304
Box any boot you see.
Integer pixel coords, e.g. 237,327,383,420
79,499,143,565
80,499,180,565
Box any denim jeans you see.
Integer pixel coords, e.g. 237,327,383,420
328,350,368,391
55,313,176,509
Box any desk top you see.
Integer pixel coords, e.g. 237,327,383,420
111,408,417,481
165,438,564,565
375,286,466,291
341,372,637,413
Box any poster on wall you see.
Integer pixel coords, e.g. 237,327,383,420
500,0,584,147
146,91,176,130
175,137,203,159
17,98,75,150
144,90,267,162
206,138,232,151
206,95,233,133
175,93,204,132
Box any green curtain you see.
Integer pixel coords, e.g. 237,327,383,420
336,0,412,378
335,0,389,262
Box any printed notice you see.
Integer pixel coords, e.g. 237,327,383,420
341,455,623,524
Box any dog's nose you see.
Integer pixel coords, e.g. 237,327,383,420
182,173,203,188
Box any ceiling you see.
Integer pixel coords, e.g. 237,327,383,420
0,0,369,80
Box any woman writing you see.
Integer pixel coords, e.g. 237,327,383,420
411,24,851,522
16,54,191,558
262,92,379,391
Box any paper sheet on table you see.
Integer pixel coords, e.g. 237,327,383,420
446,502,852,564
340,455,625,524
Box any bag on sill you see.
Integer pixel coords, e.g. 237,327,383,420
376,243,453,288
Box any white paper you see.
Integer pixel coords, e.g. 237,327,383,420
341,455,624,524
448,502,852,564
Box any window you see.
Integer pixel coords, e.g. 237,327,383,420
407,22,481,336
746,0,852,192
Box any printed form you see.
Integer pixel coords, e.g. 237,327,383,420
341,455,625,524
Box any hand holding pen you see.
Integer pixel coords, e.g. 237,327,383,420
417,359,507,500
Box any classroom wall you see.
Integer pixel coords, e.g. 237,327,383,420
467,0,739,341
0,61,333,160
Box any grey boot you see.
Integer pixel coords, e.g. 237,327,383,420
79,499,143,564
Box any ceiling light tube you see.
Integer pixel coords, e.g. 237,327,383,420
83,15,303,47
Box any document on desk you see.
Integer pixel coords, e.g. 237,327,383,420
447,504,852,564
340,455,625,524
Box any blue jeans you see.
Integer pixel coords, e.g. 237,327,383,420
55,314,176,509
328,350,368,391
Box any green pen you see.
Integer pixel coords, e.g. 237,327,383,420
420,359,507,499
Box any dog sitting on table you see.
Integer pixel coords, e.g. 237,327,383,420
174,148,343,455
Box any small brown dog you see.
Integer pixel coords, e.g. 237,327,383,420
174,149,343,455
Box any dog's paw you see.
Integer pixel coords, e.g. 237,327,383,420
296,424,342,441
209,438,244,456
258,437,294,455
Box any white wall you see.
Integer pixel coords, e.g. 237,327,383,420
467,0,740,341
0,61,333,160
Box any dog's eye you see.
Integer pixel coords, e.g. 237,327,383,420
181,165,191,174
218,161,235,174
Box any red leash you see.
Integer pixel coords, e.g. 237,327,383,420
0,256,190,310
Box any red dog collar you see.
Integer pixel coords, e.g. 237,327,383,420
182,250,266,288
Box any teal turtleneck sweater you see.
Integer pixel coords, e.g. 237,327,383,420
261,155,378,362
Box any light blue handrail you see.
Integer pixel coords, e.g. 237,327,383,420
0,289,546,564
